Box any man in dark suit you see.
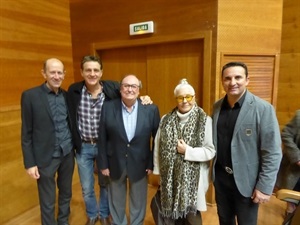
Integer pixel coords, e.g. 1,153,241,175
98,74,160,225
21,58,74,225
212,61,282,225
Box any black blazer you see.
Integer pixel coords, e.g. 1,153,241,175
97,98,160,182
21,84,72,168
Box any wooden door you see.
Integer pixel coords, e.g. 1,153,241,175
98,39,204,116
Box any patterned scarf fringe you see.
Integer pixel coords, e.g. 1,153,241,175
161,205,197,219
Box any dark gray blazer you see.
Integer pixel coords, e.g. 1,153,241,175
276,110,300,189
21,84,72,168
212,90,282,196
97,98,160,182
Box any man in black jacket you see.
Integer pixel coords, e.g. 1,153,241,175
21,58,74,225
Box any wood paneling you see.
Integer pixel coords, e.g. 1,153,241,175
277,0,300,128
0,0,74,107
96,37,206,116
217,1,282,53
0,0,74,223
69,0,218,88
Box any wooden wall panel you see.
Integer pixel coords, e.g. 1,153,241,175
277,0,300,128
215,0,283,107
217,1,283,53
0,0,74,107
146,41,203,116
0,0,74,223
69,0,218,83
98,46,148,95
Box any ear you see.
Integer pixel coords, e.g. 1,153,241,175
41,69,47,79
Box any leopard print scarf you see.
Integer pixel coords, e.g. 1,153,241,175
159,105,207,219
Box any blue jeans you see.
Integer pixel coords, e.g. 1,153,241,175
76,143,109,219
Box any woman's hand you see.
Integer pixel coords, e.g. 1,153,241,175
177,139,187,154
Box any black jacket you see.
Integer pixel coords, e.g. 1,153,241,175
21,84,73,168
67,80,120,154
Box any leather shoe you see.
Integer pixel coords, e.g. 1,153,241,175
85,217,99,225
100,217,111,225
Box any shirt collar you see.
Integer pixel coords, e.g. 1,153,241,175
43,82,61,94
223,90,247,109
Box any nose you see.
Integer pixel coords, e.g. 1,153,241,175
53,72,60,79
229,78,236,86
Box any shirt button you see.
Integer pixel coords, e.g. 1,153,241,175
127,144,130,147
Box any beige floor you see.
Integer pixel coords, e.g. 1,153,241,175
4,180,287,225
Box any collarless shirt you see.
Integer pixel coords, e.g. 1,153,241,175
43,83,72,157
216,91,247,168
78,84,105,141
122,100,138,142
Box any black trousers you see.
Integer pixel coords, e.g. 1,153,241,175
37,151,74,225
214,167,259,225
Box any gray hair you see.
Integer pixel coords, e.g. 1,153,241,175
174,78,195,96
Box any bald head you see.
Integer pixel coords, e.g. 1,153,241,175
43,58,64,72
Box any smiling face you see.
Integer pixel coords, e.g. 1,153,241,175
81,61,103,88
222,66,249,103
176,86,195,114
42,58,65,93
120,75,140,105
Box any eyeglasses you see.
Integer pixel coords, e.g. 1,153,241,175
176,95,194,103
121,83,140,90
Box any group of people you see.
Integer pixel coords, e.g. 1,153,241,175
21,57,298,225
21,56,157,225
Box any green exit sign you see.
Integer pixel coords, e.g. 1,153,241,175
134,24,149,32
129,21,154,35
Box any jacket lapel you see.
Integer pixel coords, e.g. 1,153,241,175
39,84,55,123
133,100,145,140
232,91,254,137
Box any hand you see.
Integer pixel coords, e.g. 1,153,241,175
26,166,40,179
177,139,186,154
251,189,271,204
146,169,153,175
140,95,153,105
101,168,110,176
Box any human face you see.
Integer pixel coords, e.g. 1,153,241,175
222,66,249,101
120,75,140,103
81,61,103,87
176,86,195,114
42,59,65,93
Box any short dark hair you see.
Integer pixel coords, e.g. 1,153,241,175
80,55,103,70
221,62,248,77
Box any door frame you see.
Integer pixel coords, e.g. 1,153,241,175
90,31,213,113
